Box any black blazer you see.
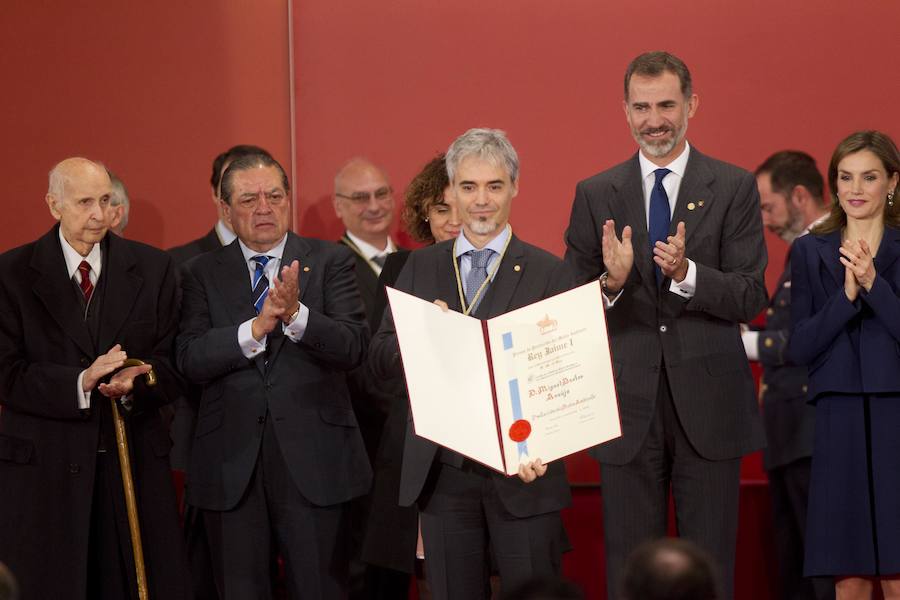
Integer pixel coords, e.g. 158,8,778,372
0,226,189,599
176,233,372,510
169,227,221,266
370,235,574,518
788,227,900,397
564,148,768,464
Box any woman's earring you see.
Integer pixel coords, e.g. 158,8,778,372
424,217,429,222
889,190,895,207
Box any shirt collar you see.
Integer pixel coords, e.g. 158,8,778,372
801,213,829,237
58,227,102,279
345,230,395,260
216,220,237,246
639,141,691,181
455,225,511,258
238,233,288,263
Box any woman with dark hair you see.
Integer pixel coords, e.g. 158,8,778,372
789,130,900,600
360,154,459,596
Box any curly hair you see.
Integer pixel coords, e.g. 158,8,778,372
402,154,449,243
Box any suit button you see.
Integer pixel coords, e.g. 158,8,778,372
69,463,81,474
764,338,774,348
659,325,667,333
766,308,774,316
257,416,265,424
802,385,808,394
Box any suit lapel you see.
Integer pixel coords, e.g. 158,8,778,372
671,148,715,248
436,241,463,313
612,156,653,288
30,227,95,358
815,231,843,288
478,235,527,318
266,233,312,367
875,226,900,274
98,235,142,353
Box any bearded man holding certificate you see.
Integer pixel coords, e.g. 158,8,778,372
370,128,575,600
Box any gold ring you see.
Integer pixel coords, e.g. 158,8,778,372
670,258,676,265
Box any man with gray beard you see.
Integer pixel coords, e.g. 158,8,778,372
564,51,767,599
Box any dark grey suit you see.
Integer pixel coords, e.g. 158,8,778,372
564,148,767,598
370,235,573,599
176,232,371,597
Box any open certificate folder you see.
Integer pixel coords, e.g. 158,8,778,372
386,281,621,476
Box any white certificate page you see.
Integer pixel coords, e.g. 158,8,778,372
486,282,622,475
386,287,504,472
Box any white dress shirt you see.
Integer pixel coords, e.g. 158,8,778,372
345,230,396,275
638,142,697,299
59,229,101,410
236,234,310,358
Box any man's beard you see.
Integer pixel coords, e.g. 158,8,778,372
468,217,498,236
633,122,686,159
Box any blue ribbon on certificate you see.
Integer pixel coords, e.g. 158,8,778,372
502,332,529,459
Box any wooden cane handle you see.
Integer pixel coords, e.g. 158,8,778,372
121,358,157,387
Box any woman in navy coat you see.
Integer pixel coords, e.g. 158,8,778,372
789,130,900,599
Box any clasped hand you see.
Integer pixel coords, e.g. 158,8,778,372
252,260,301,340
840,239,876,301
601,219,688,290
82,343,152,398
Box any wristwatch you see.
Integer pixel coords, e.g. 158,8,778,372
599,273,618,297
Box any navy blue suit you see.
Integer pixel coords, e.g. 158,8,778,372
789,226,900,576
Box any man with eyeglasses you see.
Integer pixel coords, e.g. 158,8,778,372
332,157,410,599
176,152,371,598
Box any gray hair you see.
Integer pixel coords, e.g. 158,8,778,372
108,171,130,232
446,128,519,184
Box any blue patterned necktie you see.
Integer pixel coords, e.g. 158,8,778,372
251,255,271,314
464,248,494,309
648,168,672,285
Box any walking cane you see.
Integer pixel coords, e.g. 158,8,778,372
111,358,156,600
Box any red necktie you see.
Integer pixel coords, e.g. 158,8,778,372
78,260,93,303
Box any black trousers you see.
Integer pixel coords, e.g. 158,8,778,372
418,462,563,600
600,371,741,600
768,458,834,600
203,418,350,599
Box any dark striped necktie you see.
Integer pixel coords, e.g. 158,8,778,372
251,255,272,314
77,260,93,303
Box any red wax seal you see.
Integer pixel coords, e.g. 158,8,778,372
508,419,532,442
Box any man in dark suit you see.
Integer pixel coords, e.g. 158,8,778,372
333,157,409,598
371,128,573,599
744,151,832,599
176,152,371,598
0,157,190,599
563,52,767,598
168,144,273,600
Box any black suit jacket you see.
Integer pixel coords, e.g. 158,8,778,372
564,148,768,464
370,235,574,518
0,226,189,599
176,233,372,510
169,228,221,266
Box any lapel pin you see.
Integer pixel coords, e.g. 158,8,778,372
514,265,521,272
698,200,705,207
303,266,310,272
687,202,696,211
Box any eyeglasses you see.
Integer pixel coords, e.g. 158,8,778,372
335,186,393,205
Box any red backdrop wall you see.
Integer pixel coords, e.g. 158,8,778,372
0,1,292,252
